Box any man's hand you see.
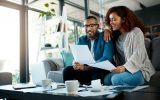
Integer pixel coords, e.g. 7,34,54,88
73,62,85,71
104,29,111,42
111,66,126,73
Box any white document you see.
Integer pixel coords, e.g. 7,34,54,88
70,45,95,64
88,60,115,71
78,90,114,97
70,45,115,71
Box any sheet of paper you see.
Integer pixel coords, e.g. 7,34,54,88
78,90,114,97
70,45,95,64
103,85,149,92
46,87,85,94
88,60,115,71
126,85,149,92
70,45,115,71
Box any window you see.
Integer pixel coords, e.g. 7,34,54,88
0,6,20,83
6,0,22,4
28,0,61,62
67,20,84,45
28,10,42,63
66,3,85,22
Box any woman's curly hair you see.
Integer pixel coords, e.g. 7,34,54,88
106,6,145,34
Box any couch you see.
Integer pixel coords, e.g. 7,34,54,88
0,72,12,85
43,36,160,86
147,36,160,87
42,58,65,83
0,72,12,100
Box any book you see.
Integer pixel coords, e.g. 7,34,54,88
70,45,115,71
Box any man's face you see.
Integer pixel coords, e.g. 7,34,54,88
84,18,99,39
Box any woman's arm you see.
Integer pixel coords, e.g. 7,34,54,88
123,28,146,74
111,66,126,73
104,29,112,42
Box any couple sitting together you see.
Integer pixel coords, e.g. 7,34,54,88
63,6,155,86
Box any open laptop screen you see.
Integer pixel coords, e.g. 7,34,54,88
30,62,47,86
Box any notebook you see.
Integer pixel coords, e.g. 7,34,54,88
30,62,47,86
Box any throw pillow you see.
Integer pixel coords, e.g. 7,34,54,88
61,51,74,68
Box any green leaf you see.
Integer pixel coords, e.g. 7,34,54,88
50,2,56,5
42,13,45,17
51,9,55,12
39,13,42,18
39,2,56,18
44,3,49,7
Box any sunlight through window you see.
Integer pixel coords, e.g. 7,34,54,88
0,6,20,75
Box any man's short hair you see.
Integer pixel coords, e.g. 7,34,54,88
86,16,98,23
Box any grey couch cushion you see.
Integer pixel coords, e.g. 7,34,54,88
151,36,160,71
43,59,61,76
145,38,151,59
149,36,160,87
150,71,160,87
0,72,12,85
47,71,63,83
146,33,159,40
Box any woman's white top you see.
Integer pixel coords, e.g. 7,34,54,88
121,27,155,82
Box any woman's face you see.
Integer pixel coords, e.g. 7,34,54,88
109,12,124,31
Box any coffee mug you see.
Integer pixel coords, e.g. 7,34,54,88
90,79,104,92
65,80,79,94
91,79,102,89
42,79,52,90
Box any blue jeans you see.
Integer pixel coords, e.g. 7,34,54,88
103,71,145,86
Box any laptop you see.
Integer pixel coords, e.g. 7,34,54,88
30,62,47,86
12,63,46,89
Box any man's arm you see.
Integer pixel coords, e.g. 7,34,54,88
73,36,93,71
97,40,114,62
77,36,88,45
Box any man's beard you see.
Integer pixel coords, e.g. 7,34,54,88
87,31,97,40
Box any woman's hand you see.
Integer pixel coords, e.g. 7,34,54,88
111,66,126,73
104,29,111,42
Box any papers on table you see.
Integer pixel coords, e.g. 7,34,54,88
78,89,114,97
70,45,115,71
103,85,149,92
126,85,149,92
46,86,114,97
78,85,149,97
15,84,149,97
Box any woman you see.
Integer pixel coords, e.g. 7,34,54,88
104,6,155,86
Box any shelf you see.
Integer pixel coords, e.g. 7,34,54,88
40,47,54,51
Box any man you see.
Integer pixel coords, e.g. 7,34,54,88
63,16,114,85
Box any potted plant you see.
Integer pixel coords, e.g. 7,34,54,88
39,1,56,19
38,1,57,57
